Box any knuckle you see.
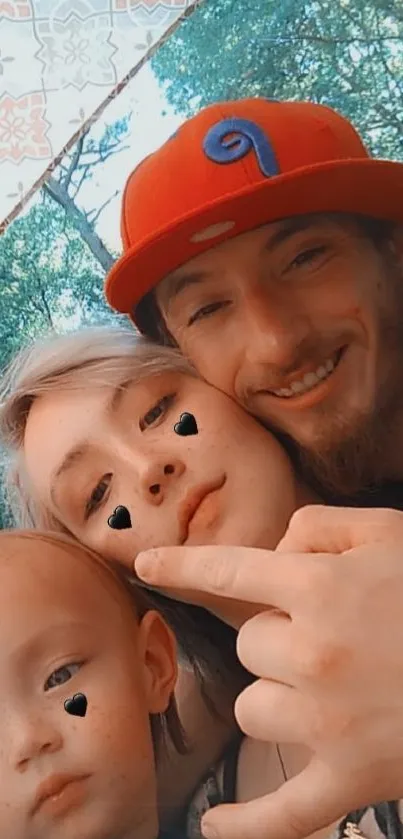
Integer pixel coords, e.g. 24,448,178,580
373,508,403,534
308,700,354,744
285,808,315,839
236,610,272,667
306,705,328,743
236,619,256,666
301,559,336,605
234,684,255,732
295,636,349,682
200,554,237,595
288,504,320,532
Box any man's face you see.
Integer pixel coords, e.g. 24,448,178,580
156,215,403,495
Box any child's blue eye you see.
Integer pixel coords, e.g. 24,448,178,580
44,663,81,692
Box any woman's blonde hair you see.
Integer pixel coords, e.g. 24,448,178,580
0,324,197,529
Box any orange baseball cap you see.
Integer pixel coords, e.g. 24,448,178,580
105,97,403,318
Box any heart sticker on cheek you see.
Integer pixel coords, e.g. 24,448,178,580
174,412,198,437
107,505,132,530
64,693,87,717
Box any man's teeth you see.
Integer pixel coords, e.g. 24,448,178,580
272,357,336,398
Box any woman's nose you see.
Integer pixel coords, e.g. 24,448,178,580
140,457,185,503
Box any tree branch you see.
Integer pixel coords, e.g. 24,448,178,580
43,176,115,272
87,190,119,226
36,283,55,329
62,132,88,190
75,143,130,170
71,164,92,201
22,254,56,329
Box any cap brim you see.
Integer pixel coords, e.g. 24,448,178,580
105,157,403,314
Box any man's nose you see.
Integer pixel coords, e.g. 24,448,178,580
242,290,310,368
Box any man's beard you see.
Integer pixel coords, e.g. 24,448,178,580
283,407,398,501
278,269,403,502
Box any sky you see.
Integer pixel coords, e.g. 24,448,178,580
14,58,184,259
68,62,184,254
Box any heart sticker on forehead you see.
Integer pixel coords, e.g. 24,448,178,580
174,412,198,437
64,693,87,717
107,505,132,530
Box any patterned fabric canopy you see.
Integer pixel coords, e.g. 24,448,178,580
0,0,194,230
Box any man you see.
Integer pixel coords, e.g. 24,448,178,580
106,97,403,502
105,99,403,839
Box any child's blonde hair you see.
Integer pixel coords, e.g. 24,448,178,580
0,324,197,530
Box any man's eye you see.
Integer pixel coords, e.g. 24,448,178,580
44,662,82,692
187,301,228,326
85,474,112,521
140,393,175,431
290,246,326,270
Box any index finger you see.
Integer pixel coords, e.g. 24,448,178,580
135,544,317,613
277,505,403,554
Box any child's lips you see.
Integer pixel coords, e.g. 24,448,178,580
31,772,90,817
178,475,226,544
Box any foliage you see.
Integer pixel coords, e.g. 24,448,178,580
0,197,117,529
0,116,132,529
0,197,114,377
152,0,403,159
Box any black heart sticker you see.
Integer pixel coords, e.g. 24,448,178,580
107,505,132,530
174,412,198,437
64,693,87,718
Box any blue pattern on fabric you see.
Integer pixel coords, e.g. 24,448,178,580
203,117,280,177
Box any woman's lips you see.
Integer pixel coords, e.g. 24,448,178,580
178,475,226,544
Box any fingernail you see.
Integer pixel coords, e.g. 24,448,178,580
201,820,219,839
135,550,157,580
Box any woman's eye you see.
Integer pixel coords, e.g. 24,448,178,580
140,393,175,431
84,474,112,521
44,662,81,692
188,301,228,327
290,246,326,270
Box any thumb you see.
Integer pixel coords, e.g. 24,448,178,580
201,759,355,839
276,505,403,555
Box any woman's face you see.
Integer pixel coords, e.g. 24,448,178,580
23,371,298,566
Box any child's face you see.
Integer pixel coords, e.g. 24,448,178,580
24,371,299,566
0,536,176,839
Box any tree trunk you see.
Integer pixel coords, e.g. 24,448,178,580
43,177,115,272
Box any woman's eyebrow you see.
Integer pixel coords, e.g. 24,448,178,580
49,384,132,510
108,381,130,414
50,443,90,508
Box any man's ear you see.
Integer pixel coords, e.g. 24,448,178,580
138,610,178,714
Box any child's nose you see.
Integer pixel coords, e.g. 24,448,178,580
10,712,63,772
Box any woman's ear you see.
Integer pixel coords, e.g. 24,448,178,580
138,610,178,714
